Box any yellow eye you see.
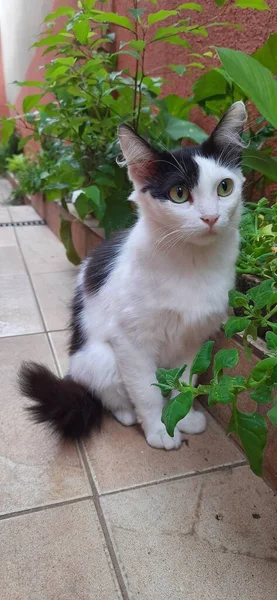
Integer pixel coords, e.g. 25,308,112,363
169,185,189,203
217,178,234,197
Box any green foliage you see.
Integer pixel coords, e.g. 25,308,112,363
238,199,277,281
156,311,277,476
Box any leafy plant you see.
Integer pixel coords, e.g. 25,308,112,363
238,198,277,282
1,0,265,262
157,311,277,476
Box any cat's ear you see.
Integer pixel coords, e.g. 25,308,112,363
203,101,247,164
118,125,158,185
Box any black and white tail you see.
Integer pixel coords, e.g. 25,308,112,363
18,362,103,440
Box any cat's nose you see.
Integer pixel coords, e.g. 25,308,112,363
200,215,219,228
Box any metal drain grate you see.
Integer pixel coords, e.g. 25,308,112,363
0,220,46,227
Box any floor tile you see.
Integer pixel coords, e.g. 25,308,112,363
0,500,122,600
32,270,75,331
49,329,70,376
0,245,25,275
84,409,243,493
101,466,277,600
9,205,41,222
0,334,90,514
0,226,17,247
0,207,11,223
16,225,76,274
0,273,44,337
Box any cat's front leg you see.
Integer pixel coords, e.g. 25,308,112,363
115,343,182,450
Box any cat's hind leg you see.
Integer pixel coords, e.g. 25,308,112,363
69,341,135,424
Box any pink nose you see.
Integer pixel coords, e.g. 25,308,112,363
201,215,219,228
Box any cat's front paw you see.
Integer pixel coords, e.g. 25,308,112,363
146,423,182,450
177,409,206,434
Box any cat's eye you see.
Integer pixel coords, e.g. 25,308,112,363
169,185,189,203
217,178,234,197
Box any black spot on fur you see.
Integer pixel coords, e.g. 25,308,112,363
84,230,128,296
68,287,86,356
142,147,200,200
19,362,103,440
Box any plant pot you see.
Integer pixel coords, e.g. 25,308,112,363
200,331,277,490
28,192,104,260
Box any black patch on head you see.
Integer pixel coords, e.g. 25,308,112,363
68,287,86,356
84,230,128,296
200,135,242,169
19,362,103,440
142,146,200,200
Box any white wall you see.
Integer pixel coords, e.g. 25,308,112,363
0,0,53,103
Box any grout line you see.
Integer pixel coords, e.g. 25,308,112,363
0,496,93,522
99,460,248,497
13,226,67,364
78,442,130,600
13,226,48,333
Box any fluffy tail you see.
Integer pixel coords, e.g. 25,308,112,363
19,362,103,440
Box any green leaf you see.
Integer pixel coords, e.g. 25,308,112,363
242,148,277,182
234,0,269,9
169,64,186,76
228,408,267,476
190,341,215,377
214,348,239,376
253,34,277,74
73,19,90,44
177,3,203,11
152,382,174,398
1,119,14,146
224,317,251,339
128,39,146,51
266,331,277,351
162,390,193,437
267,400,277,426
250,384,273,404
246,279,274,309
22,94,42,113
84,0,96,8
156,364,187,386
165,116,208,143
44,6,75,21
75,193,90,220
81,185,105,221
33,34,71,47
208,375,235,406
251,358,277,382
163,36,190,48
228,289,248,308
216,47,277,128
128,7,146,20
213,0,228,5
92,12,134,31
193,68,228,102
148,10,178,25
60,219,80,266
15,80,45,88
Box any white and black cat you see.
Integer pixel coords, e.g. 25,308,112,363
19,101,246,450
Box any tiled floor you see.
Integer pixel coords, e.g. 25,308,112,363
1,205,277,600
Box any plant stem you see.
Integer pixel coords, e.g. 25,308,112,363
132,0,139,129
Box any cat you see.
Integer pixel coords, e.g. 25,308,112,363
19,101,246,450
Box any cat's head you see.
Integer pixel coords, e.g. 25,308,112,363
118,101,247,246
